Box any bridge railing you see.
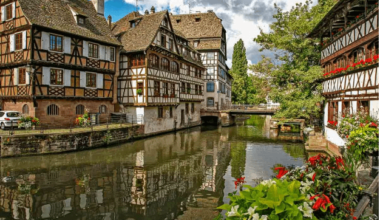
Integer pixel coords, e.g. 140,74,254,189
229,104,280,111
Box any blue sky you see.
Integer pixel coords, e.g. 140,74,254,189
104,0,315,67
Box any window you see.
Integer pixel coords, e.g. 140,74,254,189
162,58,170,71
193,41,199,48
335,57,345,68
195,85,198,94
358,101,369,115
162,18,168,27
161,35,166,47
207,82,214,92
170,61,179,73
191,103,194,113
78,17,85,25
88,43,99,58
6,4,12,20
154,81,160,97
110,47,115,61
187,65,191,76
207,98,214,107
163,82,169,95
181,82,185,93
169,107,173,118
185,103,189,114
342,101,350,115
368,41,379,58
328,102,338,122
137,82,143,91
149,54,159,68
169,39,173,51
207,67,214,76
50,69,63,85
76,105,85,115
171,83,175,96
130,21,136,28
22,104,29,114
158,107,163,118
86,73,97,87
176,19,181,23
50,35,63,52
15,33,22,51
207,52,214,60
19,68,26,84
187,83,191,94
195,18,201,22
99,105,107,114
47,104,59,116
131,54,145,67
350,48,364,64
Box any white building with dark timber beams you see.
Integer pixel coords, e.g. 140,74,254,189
112,7,205,134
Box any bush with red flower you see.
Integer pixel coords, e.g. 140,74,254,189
323,54,378,78
75,111,91,127
337,109,378,140
18,116,40,129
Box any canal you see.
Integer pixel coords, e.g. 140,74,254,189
0,116,305,220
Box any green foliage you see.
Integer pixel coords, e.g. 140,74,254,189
103,130,112,144
252,0,337,119
218,179,317,220
346,124,379,166
136,89,143,95
230,39,257,104
75,111,91,127
337,109,378,139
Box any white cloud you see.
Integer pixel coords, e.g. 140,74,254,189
123,0,313,67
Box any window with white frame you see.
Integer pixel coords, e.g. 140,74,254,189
86,73,97,87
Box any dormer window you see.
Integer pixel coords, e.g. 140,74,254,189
162,18,168,27
130,21,136,28
78,16,85,25
195,17,201,22
194,41,199,48
176,19,181,23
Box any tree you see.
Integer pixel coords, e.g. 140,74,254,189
252,0,336,120
230,39,249,104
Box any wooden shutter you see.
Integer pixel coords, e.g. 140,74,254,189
99,45,105,60
13,68,19,85
12,2,15,19
64,36,71,54
64,69,71,86
80,71,86,87
97,74,103,89
42,67,50,85
41,32,49,50
1,7,5,22
105,47,110,61
9,34,15,52
22,31,26,49
82,40,88,57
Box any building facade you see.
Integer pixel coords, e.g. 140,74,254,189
0,0,120,127
112,8,205,134
308,0,378,146
170,11,233,111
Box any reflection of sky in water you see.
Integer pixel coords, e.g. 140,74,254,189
223,142,304,206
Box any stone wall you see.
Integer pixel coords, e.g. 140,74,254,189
0,125,144,157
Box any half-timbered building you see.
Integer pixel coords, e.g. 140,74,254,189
112,8,205,134
0,0,120,127
170,11,233,110
308,0,378,146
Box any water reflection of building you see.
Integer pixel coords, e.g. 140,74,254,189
0,127,232,220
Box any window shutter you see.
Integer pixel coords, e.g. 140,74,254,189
105,47,110,61
97,74,103,89
99,45,105,60
22,31,27,49
12,2,15,19
64,69,71,86
42,67,50,85
41,32,49,50
13,68,19,85
9,34,15,52
25,70,30,85
80,71,86,87
82,40,88,57
64,37,71,54
1,7,5,22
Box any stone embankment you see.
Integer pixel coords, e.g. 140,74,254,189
305,131,342,157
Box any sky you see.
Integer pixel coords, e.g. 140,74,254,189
104,0,316,67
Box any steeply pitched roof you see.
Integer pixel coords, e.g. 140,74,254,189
170,12,223,39
18,0,120,45
111,11,142,36
195,39,221,50
114,11,167,52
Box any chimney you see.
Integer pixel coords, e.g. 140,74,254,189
144,10,149,15
107,15,112,28
150,6,155,14
91,0,104,16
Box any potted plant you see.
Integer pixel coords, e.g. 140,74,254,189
187,88,191,94
163,93,168,98
136,89,143,96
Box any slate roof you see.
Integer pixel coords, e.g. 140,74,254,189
170,12,223,39
113,11,167,52
18,0,120,45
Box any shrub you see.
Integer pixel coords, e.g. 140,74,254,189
18,116,40,129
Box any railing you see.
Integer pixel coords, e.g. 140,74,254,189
230,104,281,110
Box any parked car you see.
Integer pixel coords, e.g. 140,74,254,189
0,111,21,130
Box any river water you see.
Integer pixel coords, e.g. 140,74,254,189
0,116,305,220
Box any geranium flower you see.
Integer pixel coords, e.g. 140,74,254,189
370,122,378,127
235,177,245,189
312,173,316,181
336,157,344,169
274,167,288,179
